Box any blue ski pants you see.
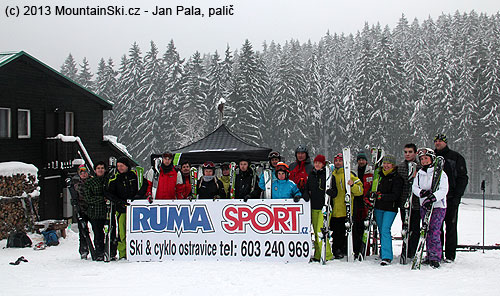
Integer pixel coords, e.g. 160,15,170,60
374,209,397,261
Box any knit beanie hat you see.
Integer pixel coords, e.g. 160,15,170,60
356,152,368,161
313,154,326,166
334,153,343,161
382,155,396,165
116,157,130,168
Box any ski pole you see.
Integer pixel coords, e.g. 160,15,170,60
481,180,486,254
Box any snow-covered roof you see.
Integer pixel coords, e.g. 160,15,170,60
103,135,133,159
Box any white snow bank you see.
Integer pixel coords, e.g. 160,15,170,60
0,161,38,177
103,135,133,158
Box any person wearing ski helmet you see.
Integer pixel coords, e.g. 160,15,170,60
145,152,178,200
197,161,225,199
105,157,148,260
253,151,282,198
303,154,337,261
269,162,302,200
397,143,421,260
175,160,192,199
289,144,314,192
434,133,468,263
330,153,364,259
412,148,448,268
373,154,404,266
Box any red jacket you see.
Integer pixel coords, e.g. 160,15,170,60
288,160,313,190
176,173,191,199
146,166,178,199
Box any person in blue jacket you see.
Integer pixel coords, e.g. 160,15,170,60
271,162,302,200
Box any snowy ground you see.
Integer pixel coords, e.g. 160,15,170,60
1,198,499,296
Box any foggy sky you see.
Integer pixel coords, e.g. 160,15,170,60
1,0,499,71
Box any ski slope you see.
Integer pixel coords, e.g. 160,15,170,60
1,198,499,296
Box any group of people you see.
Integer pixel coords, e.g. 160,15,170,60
70,133,468,268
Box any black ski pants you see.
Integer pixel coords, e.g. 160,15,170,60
90,218,106,256
330,217,347,254
77,213,89,255
441,203,459,261
400,207,421,258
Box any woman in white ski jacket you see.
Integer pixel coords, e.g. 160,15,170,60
412,148,448,268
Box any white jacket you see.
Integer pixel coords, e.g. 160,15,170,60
412,167,449,209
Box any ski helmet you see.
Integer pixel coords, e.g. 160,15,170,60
417,148,436,163
202,161,215,171
295,144,308,154
275,162,290,179
268,151,281,161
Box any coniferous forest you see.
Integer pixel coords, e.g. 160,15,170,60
60,11,500,194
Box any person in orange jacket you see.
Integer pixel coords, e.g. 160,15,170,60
145,152,178,199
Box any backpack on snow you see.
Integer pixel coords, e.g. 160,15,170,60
42,230,59,246
6,231,32,248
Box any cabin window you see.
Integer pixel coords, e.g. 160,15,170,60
0,107,11,138
18,109,31,138
65,112,74,136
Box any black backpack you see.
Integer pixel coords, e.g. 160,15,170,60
6,231,32,248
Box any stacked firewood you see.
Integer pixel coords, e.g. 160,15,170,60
0,197,39,240
0,174,38,197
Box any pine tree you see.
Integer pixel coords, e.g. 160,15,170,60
129,41,165,163
78,57,93,90
116,43,144,146
60,53,78,82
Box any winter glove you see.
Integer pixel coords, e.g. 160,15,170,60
363,196,373,208
293,195,301,203
326,188,335,197
70,198,78,206
243,195,251,202
213,195,220,201
375,192,382,200
420,189,432,198
147,194,153,204
422,194,437,211
188,195,194,201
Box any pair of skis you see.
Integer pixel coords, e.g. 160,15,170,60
263,163,273,199
104,156,117,262
190,166,198,200
400,161,417,264
358,147,385,261
411,156,445,270
229,162,237,199
320,161,334,264
343,148,354,262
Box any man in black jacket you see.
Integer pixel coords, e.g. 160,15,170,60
105,157,147,260
434,133,468,262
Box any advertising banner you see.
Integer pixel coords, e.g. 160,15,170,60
126,199,311,262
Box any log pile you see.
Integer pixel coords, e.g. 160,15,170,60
0,174,39,239
0,174,38,197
